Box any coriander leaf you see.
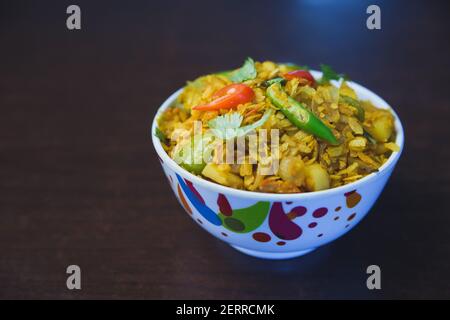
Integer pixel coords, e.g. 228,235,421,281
320,64,340,82
208,109,273,140
318,64,348,84
155,127,168,144
209,112,243,132
229,57,257,83
263,77,286,87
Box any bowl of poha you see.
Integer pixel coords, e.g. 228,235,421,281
152,58,403,259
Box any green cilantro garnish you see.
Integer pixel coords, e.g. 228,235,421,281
264,77,286,87
229,57,257,83
155,127,168,144
318,64,348,84
208,109,273,140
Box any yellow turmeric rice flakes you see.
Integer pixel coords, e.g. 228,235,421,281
156,58,398,193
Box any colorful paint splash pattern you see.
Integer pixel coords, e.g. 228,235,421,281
345,190,362,208
268,202,303,240
176,174,222,226
173,176,364,245
219,199,271,234
177,184,192,215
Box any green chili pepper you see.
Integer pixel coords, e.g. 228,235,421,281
266,83,339,145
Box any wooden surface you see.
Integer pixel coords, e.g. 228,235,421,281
1,0,450,299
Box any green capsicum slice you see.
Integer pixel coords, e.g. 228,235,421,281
340,95,365,121
266,83,339,145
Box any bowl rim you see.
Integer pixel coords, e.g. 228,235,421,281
151,70,404,200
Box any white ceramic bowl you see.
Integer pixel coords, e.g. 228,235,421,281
151,71,404,259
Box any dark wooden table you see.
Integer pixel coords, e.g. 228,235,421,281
1,0,449,299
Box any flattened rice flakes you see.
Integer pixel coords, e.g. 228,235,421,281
157,60,398,193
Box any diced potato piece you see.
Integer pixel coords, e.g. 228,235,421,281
217,164,231,172
304,164,330,191
230,164,240,174
244,175,255,187
366,114,394,142
202,163,243,189
279,156,305,187
202,163,227,185
225,173,245,189
239,163,253,176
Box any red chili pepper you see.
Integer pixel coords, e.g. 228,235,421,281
283,70,316,86
192,84,255,111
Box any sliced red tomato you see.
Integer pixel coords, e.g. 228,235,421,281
192,84,255,111
283,70,316,85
